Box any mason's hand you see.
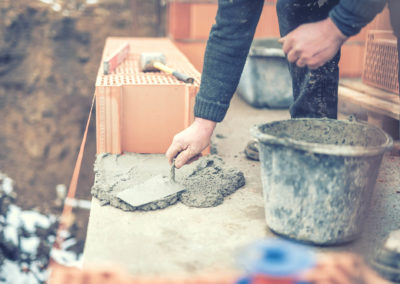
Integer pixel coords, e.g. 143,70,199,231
279,17,347,69
166,117,216,169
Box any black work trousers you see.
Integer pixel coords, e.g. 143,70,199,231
276,0,340,119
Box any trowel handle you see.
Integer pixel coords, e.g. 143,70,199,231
170,160,176,182
172,71,194,84
153,62,194,84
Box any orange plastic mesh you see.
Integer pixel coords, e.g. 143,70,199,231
362,30,399,94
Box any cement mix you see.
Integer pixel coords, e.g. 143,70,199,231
178,156,245,208
91,153,245,211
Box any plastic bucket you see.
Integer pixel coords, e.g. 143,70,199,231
251,118,393,245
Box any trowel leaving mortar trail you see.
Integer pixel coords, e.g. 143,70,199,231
91,154,245,211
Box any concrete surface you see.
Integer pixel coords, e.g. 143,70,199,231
83,94,400,276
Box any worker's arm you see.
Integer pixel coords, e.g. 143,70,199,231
329,0,387,37
167,0,264,168
280,0,387,69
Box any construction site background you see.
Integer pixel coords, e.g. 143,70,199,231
0,0,165,242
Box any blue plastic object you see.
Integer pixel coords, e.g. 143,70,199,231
237,238,315,283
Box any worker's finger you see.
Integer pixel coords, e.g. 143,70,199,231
281,37,294,55
307,49,335,70
278,36,286,44
306,53,324,69
166,140,185,165
296,56,308,68
174,147,199,169
287,48,300,63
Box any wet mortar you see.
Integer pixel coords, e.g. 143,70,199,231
91,154,245,211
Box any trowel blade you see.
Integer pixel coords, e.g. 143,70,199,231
116,175,185,207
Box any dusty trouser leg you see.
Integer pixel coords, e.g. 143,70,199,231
388,0,400,94
276,0,340,119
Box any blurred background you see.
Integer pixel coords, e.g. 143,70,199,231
0,0,166,244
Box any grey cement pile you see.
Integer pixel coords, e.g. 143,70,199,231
178,156,246,207
0,172,83,284
91,154,245,211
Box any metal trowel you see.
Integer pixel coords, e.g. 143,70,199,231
116,163,185,207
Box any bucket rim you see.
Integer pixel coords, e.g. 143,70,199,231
249,47,285,58
250,118,393,157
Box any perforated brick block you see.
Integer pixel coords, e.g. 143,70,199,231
95,38,201,154
362,31,399,94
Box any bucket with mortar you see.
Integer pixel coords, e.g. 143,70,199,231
251,118,393,245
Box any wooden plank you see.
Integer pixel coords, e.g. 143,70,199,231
338,86,400,120
340,79,399,104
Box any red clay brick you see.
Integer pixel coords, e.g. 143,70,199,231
190,4,218,39
339,43,366,78
167,2,191,40
168,2,280,41
362,30,399,93
96,38,202,154
254,3,280,39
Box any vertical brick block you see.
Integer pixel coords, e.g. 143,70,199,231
174,41,207,72
362,30,399,94
167,2,191,40
339,43,366,78
254,3,280,38
167,1,280,41
190,3,218,39
95,38,201,154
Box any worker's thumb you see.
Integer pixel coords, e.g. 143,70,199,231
278,37,286,44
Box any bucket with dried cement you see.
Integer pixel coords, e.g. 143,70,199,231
236,38,293,109
251,118,393,245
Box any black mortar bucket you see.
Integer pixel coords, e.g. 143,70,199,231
251,118,393,245
236,38,293,109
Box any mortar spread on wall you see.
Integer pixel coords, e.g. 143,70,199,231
91,153,245,211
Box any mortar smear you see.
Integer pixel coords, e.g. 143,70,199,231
91,153,245,211
177,155,245,208
91,153,179,212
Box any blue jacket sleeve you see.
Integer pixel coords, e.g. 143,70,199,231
194,0,264,122
329,0,387,37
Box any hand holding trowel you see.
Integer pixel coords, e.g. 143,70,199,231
116,161,185,207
